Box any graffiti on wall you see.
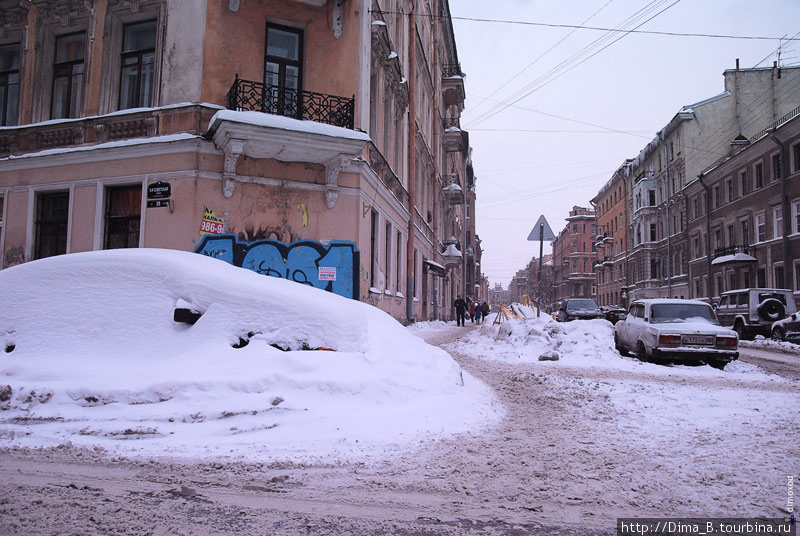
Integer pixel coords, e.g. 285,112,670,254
194,234,360,300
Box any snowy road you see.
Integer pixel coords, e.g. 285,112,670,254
738,345,800,381
1,324,797,535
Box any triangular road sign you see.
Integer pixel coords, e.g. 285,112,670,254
527,215,556,241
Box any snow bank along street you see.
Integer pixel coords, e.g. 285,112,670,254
0,254,798,534
0,249,500,462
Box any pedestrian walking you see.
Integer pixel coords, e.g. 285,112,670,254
469,302,476,323
481,301,490,324
475,303,482,324
454,296,467,326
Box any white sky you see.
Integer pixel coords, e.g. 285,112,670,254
450,0,800,288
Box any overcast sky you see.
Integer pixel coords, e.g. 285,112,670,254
449,0,800,288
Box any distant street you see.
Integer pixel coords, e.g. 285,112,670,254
738,345,800,381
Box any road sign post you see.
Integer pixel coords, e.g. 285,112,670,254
527,215,556,318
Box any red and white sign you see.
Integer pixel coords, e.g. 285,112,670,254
318,267,337,281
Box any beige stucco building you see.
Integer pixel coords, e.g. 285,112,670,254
0,0,475,323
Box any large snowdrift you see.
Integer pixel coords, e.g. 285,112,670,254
0,249,500,462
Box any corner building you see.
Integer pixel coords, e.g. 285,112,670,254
0,0,474,323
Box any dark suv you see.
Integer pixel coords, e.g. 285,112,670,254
715,288,797,339
556,299,604,322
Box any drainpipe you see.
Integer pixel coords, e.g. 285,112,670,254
768,130,790,288
698,173,713,300
405,5,416,324
663,139,672,297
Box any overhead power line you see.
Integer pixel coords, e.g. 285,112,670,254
380,9,800,42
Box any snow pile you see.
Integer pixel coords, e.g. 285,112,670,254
741,337,800,356
450,316,779,378
0,249,499,462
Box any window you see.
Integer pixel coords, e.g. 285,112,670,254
740,219,750,247
755,162,763,189
119,20,156,109
740,170,748,196
693,197,699,219
793,199,800,235
648,189,656,206
726,179,734,202
466,199,471,219
650,259,659,280
0,44,20,126
650,223,657,242
775,264,785,289
572,224,578,234
773,153,782,181
385,222,392,291
757,267,766,287
694,237,700,259
713,185,720,209
714,229,722,250
370,210,378,288
756,212,766,242
794,143,800,173
104,185,141,249
265,24,303,117
396,230,402,292
773,206,783,239
35,191,70,260
795,261,800,292
727,224,735,247
52,32,86,119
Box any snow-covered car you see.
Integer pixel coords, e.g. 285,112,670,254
614,299,738,369
556,299,603,322
772,312,800,342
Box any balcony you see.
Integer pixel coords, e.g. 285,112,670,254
443,116,466,153
442,63,465,108
227,76,355,130
443,173,465,204
711,245,757,265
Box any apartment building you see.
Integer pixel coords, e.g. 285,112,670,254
686,111,800,301
0,0,474,324
551,206,596,308
592,160,631,308
626,63,800,301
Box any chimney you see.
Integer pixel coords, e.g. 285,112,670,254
730,133,750,156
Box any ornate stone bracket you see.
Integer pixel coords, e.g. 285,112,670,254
332,0,345,39
324,154,351,209
221,138,246,198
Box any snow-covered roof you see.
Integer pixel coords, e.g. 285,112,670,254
711,253,757,265
0,133,199,161
208,109,371,142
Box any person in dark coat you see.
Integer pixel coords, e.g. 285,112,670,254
481,301,490,324
454,296,467,326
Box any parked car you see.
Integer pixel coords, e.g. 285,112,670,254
556,299,604,322
714,288,797,340
772,312,800,342
614,299,739,369
601,305,627,325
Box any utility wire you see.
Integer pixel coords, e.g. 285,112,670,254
385,9,800,42
468,0,681,129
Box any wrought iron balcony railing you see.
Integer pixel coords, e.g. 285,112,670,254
443,116,461,130
227,76,355,130
713,244,754,259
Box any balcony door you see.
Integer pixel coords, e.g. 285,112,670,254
264,23,303,118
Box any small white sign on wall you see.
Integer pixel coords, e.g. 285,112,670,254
318,267,337,281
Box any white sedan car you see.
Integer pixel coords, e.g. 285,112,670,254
614,299,739,369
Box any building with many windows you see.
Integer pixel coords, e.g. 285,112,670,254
592,160,631,308
550,206,596,308
0,0,475,324
686,111,800,301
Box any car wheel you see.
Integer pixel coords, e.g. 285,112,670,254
636,340,648,360
708,360,728,370
772,325,786,341
615,334,628,356
734,320,747,341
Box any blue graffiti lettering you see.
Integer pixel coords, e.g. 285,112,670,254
194,234,360,300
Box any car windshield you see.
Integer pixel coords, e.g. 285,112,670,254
650,303,717,324
567,300,599,311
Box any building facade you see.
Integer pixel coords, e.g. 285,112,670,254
685,111,800,303
627,64,800,301
551,206,596,308
592,160,631,308
0,0,475,324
